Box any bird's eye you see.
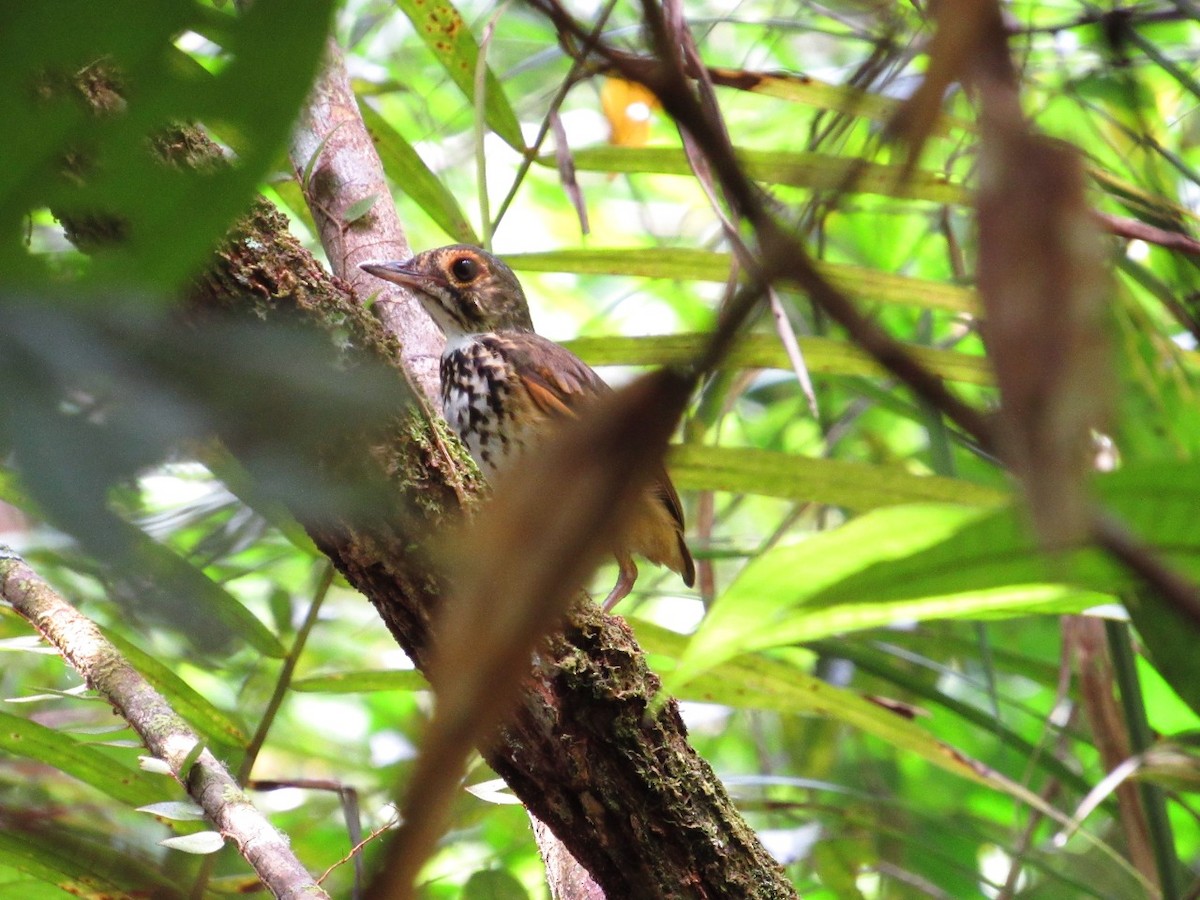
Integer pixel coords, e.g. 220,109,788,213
451,256,479,282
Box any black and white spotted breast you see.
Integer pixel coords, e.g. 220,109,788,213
440,337,529,477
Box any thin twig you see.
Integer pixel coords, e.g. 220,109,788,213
1095,210,1200,256
491,0,621,234
237,561,336,783
1092,513,1200,631
527,0,991,444
527,0,1200,650
475,3,511,250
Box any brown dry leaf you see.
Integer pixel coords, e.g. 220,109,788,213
1061,616,1157,886
551,109,589,235
601,77,660,147
889,0,1001,168
367,368,692,900
975,127,1112,549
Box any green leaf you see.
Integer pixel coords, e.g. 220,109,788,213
343,192,380,224
291,669,429,693
708,68,972,138
0,0,336,288
676,462,1200,692
359,101,479,243
462,868,529,900
392,0,524,150
203,449,321,558
137,800,206,822
1089,166,1197,230
668,445,1008,509
0,827,171,894
804,636,1095,796
0,708,157,807
639,621,997,788
564,333,993,386
160,831,225,854
1127,590,1200,720
0,470,32,511
102,631,248,752
505,248,977,314
669,503,1099,689
115,519,287,659
554,147,968,204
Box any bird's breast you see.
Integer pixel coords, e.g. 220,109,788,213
441,338,527,477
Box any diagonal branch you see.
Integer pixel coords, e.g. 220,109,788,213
289,38,444,406
0,547,328,900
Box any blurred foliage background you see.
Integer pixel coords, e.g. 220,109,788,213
2,0,1200,897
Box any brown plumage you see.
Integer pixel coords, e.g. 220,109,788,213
361,244,695,611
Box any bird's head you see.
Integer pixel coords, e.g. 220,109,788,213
360,244,534,338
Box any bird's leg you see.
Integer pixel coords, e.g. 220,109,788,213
602,553,638,612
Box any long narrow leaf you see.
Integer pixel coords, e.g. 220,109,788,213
392,0,524,150
554,147,968,204
565,333,993,385
668,445,1007,509
359,101,479,243
103,629,248,753
291,669,429,693
506,248,977,313
0,708,159,807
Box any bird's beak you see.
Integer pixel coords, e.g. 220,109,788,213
359,260,425,288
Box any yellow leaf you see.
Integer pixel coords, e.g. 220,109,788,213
601,78,659,147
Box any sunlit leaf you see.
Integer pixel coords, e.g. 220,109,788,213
565,333,992,385
677,463,1200,694
707,67,970,137
160,831,225,854
506,249,977,313
138,756,174,776
137,800,207,822
668,445,1008,509
555,147,968,204
671,502,1101,689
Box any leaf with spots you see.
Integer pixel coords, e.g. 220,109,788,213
393,0,524,151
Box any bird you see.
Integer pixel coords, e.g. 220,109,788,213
361,244,695,611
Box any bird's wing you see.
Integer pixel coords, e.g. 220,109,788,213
493,333,610,420
496,333,693,573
